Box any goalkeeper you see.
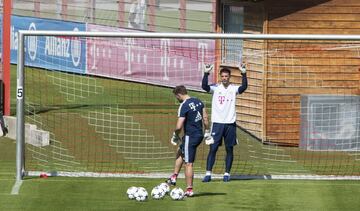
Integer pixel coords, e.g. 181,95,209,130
166,85,211,197
201,62,248,182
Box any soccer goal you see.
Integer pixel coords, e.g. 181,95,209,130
15,31,360,181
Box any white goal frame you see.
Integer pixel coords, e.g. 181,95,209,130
16,31,360,181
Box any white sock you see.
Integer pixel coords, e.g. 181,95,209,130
224,172,230,176
206,171,211,176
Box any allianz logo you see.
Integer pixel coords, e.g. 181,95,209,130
17,22,82,67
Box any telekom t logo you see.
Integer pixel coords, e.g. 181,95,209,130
125,38,135,74
160,39,170,80
189,102,196,111
218,96,225,104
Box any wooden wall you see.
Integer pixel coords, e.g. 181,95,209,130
220,2,266,140
264,0,360,145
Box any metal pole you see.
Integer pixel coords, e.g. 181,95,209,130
2,0,12,115
16,32,25,181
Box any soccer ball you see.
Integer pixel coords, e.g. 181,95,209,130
170,187,184,200
151,186,165,200
134,187,148,202
126,186,138,200
158,182,170,194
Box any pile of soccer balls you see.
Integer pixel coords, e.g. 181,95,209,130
127,182,185,202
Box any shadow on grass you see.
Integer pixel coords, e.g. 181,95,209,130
193,192,226,197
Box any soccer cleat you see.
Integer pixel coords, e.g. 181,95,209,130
223,175,230,182
202,175,211,182
184,188,194,197
166,176,177,186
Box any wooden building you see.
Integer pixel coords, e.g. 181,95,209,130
215,0,360,146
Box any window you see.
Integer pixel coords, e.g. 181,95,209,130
301,95,360,151
222,5,244,65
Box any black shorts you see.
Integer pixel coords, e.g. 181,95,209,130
211,122,237,147
180,135,203,163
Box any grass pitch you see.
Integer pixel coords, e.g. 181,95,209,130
1,138,360,211
2,64,360,210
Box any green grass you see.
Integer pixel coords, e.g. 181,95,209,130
3,65,360,210
13,7,213,33
2,178,360,211
1,136,360,211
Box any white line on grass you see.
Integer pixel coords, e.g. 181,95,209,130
10,178,360,186
11,180,23,195
20,178,165,183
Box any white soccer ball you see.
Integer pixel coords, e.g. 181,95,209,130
126,186,138,200
134,187,148,202
170,187,184,200
158,182,170,194
151,186,165,200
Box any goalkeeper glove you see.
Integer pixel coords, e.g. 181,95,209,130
239,62,246,74
204,130,214,145
170,132,181,146
203,64,213,74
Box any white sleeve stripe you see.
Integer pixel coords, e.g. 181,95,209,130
178,102,184,117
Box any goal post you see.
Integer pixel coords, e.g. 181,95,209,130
16,31,360,181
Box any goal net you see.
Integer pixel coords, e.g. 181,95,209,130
16,31,360,180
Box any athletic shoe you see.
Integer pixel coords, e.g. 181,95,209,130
223,175,230,182
202,175,211,182
166,175,177,186
184,188,194,197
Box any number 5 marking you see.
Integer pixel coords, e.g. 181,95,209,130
17,87,23,99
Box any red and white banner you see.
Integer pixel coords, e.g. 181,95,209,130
87,24,215,90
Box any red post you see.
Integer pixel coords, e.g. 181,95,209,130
147,0,156,31
62,0,68,20
212,0,216,32
118,0,125,27
179,0,186,32
34,0,40,17
2,0,11,115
